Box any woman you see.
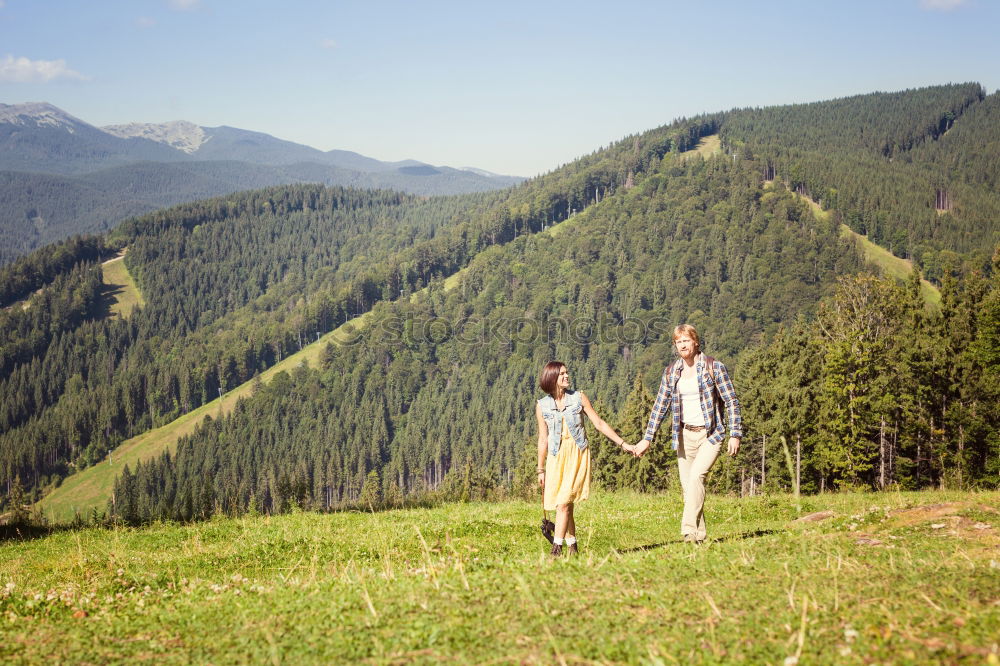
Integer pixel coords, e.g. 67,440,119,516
536,361,630,557
633,324,742,544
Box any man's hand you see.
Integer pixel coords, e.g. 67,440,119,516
633,439,651,458
727,437,741,457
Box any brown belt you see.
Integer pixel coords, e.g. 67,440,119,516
682,423,706,432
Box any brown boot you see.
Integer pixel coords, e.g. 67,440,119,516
567,543,579,556
550,543,563,557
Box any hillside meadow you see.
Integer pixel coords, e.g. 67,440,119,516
3,489,999,664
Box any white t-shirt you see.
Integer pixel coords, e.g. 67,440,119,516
677,373,705,426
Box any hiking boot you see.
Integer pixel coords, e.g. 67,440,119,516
567,543,578,556
550,543,563,557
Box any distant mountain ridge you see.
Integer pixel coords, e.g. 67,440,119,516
0,102,524,264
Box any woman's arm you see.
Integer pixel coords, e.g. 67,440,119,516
535,403,548,487
635,365,672,456
580,392,630,451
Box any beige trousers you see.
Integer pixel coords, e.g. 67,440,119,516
676,428,721,541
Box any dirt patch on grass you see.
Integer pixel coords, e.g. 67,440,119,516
888,502,995,525
884,502,998,545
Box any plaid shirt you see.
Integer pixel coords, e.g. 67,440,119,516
642,353,743,449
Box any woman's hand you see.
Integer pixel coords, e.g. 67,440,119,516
633,439,651,458
537,470,545,488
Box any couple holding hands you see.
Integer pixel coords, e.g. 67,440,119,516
535,324,743,557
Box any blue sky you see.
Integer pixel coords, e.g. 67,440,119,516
1,0,996,176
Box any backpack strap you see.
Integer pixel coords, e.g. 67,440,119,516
702,354,723,426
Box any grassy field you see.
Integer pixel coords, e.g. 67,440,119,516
4,490,999,663
100,252,145,318
685,134,722,159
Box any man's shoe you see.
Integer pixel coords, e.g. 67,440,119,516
567,543,578,556
550,543,563,557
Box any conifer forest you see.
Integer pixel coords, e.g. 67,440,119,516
3,83,999,524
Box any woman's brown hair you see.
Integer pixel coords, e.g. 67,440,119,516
538,361,566,397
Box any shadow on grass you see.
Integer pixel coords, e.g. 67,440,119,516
712,528,780,543
96,282,127,319
0,522,82,544
618,528,780,553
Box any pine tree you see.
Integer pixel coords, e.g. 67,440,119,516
7,475,30,525
360,469,381,509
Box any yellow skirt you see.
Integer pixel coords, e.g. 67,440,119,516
543,423,591,511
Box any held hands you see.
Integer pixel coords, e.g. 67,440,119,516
632,439,651,458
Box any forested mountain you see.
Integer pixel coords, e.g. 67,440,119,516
0,103,523,265
0,159,522,266
3,84,999,524
719,82,1000,278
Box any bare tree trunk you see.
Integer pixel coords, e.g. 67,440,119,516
761,434,766,490
958,422,965,489
796,433,801,493
879,415,886,490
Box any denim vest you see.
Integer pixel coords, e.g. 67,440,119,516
538,390,588,456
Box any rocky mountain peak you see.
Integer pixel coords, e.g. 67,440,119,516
0,102,92,133
101,120,207,154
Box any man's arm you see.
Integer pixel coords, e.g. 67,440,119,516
635,366,672,456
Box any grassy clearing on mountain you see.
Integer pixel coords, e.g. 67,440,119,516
99,252,144,319
36,308,376,523
3,490,998,663
685,133,722,159
838,224,941,306
776,183,941,307
36,269,476,524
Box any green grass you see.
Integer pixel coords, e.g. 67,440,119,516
100,253,145,318
683,134,722,159
4,490,999,663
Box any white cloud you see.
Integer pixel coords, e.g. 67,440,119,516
0,55,89,83
321,39,337,50
168,0,200,10
137,16,157,28
920,0,966,11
